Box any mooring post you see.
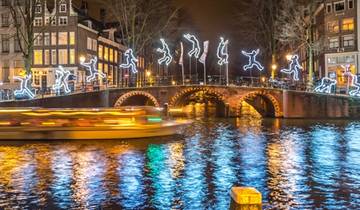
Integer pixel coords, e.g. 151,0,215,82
229,187,262,210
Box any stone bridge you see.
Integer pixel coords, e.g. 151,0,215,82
1,85,360,118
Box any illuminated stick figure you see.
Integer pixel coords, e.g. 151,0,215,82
342,65,360,97
157,38,173,66
120,49,138,74
80,57,106,82
314,77,337,94
217,37,229,66
281,55,302,81
241,49,264,71
52,66,72,94
184,34,201,58
14,74,35,99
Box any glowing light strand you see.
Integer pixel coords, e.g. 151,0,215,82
217,37,229,66
120,49,138,73
241,49,264,71
52,66,72,94
157,38,173,66
14,74,35,99
342,65,360,97
281,55,302,81
183,34,201,58
314,77,337,94
80,57,106,82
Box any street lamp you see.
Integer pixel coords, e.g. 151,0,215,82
271,64,277,79
286,54,293,61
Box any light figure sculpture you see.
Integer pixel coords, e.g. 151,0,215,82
281,55,302,81
52,66,72,94
217,37,229,66
157,38,173,66
120,49,138,74
80,57,106,82
183,34,201,58
14,74,35,99
343,66,360,97
314,77,337,94
241,49,264,71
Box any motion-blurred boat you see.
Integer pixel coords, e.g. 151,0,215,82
0,107,191,140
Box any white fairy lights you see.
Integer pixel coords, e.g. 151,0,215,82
241,49,264,71
80,57,106,82
52,66,72,94
183,34,201,58
157,38,173,66
281,55,302,81
14,74,35,99
217,37,229,66
120,49,139,74
314,77,337,94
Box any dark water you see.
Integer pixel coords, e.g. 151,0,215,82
0,118,360,209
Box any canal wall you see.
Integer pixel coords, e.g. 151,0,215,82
282,90,360,119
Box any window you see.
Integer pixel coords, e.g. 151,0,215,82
14,37,21,52
342,18,354,31
349,0,354,9
1,34,9,53
33,71,40,86
98,62,103,71
35,5,42,13
34,33,43,46
326,3,332,13
46,17,56,26
329,37,339,49
44,33,50,45
109,48,114,62
1,13,9,27
51,33,57,45
59,3,67,13
69,49,75,64
58,49,68,65
34,50,43,65
343,34,355,47
87,37,92,50
334,1,345,12
59,17,68,26
2,61,9,83
34,17,42,27
92,39,97,51
69,32,75,45
115,50,118,63
58,32,68,45
44,50,50,65
51,49,57,65
98,45,103,59
104,47,109,61
328,21,339,33
1,0,9,6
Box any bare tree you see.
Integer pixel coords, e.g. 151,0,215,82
97,0,180,56
275,0,324,87
232,0,281,78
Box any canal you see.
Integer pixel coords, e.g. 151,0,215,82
0,117,359,209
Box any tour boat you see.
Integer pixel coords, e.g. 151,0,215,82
0,107,191,140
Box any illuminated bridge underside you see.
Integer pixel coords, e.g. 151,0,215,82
1,85,360,119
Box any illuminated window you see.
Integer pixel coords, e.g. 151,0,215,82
51,33,57,45
51,49,57,65
98,62,103,71
69,32,75,45
98,45,103,59
44,50,50,65
34,50,43,65
92,39,97,51
58,49,68,64
327,21,339,33
104,47,109,61
329,37,339,48
58,32,68,45
69,49,75,64
87,37,92,50
342,18,354,31
115,50,118,63
104,63,108,74
109,48,114,62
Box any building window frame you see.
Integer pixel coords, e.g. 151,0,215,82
34,50,43,65
334,0,345,12
329,37,340,49
326,3,332,13
58,16,68,26
342,18,354,32
348,0,354,9
59,3,67,13
343,34,355,47
34,17,43,27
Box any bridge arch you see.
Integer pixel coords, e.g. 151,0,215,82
114,91,160,107
237,91,282,117
169,87,227,117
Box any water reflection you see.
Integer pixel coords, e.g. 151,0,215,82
0,118,359,209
